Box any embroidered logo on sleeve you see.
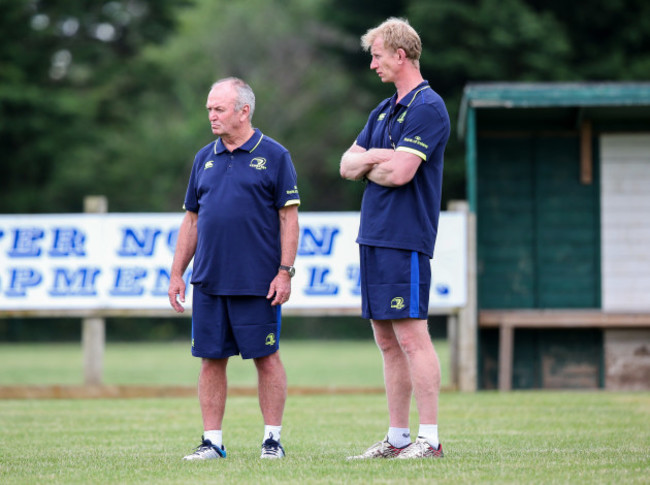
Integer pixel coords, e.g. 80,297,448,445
403,135,429,149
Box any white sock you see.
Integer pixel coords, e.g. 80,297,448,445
264,425,282,443
203,430,222,448
418,424,439,449
387,427,411,448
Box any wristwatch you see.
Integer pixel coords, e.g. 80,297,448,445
279,265,295,278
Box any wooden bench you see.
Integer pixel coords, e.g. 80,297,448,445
479,310,650,391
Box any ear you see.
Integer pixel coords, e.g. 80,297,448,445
395,48,407,63
240,104,250,120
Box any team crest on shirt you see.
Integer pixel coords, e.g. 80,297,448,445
378,113,387,121
390,297,405,310
265,333,276,346
204,160,214,170
250,157,267,170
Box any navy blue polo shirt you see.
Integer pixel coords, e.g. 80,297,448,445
355,81,450,258
184,128,300,295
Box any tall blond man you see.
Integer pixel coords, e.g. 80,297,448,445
341,18,450,459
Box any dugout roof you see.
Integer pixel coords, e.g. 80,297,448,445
458,82,650,211
458,82,650,139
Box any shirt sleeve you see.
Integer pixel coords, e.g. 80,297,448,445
275,151,300,209
182,155,200,212
395,103,450,162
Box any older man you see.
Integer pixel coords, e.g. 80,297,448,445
169,77,300,460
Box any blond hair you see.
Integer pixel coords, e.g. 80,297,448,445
361,17,421,68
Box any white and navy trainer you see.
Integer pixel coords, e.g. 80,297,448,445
260,433,285,459
183,437,227,460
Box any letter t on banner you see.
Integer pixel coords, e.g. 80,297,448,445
82,196,107,386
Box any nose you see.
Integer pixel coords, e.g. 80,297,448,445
370,58,378,70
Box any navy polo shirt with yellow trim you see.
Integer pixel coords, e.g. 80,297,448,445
355,81,450,258
184,128,300,295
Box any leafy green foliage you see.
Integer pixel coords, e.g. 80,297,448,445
319,0,650,207
0,0,191,213
2,0,650,214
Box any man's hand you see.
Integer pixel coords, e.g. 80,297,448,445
340,144,393,181
267,271,292,306
168,275,187,313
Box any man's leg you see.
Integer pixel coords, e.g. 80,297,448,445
254,351,287,426
198,357,229,430
392,318,440,425
182,357,229,460
371,319,412,428
346,319,413,459
255,351,287,458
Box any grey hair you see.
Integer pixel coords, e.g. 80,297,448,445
211,77,256,121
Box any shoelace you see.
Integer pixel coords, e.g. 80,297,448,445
193,440,223,456
261,439,283,455
194,443,213,453
401,441,425,457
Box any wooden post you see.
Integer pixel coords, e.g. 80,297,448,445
449,201,478,391
498,325,513,391
446,313,459,389
82,196,107,386
82,317,105,386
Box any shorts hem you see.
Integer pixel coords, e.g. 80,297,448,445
362,312,428,321
240,346,279,360
191,348,238,360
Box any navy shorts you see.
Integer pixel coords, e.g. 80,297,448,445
359,245,431,321
191,287,281,360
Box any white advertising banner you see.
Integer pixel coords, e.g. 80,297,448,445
0,212,466,314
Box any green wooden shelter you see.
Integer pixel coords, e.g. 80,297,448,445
458,82,650,390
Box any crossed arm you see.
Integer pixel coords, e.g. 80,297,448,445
339,143,423,187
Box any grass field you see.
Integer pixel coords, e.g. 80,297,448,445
0,392,648,484
1,341,649,484
0,339,449,388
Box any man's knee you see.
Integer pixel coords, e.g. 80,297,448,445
201,357,228,371
394,320,432,355
254,351,283,372
371,320,401,354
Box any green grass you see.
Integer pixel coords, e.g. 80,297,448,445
0,392,648,484
0,339,449,388
0,341,648,483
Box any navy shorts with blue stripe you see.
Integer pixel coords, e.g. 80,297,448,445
359,245,431,321
191,287,281,360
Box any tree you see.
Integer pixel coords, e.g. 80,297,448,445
527,0,650,79
61,0,374,212
317,0,650,205
0,0,191,213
